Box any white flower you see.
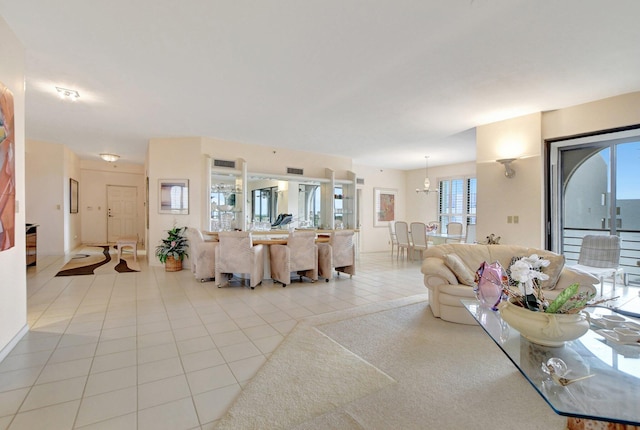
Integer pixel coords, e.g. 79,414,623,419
509,259,533,284
509,255,551,296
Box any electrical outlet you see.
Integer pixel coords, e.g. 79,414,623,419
514,215,519,224
507,216,513,224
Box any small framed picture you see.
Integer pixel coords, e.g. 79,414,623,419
158,179,189,214
374,188,396,227
70,178,79,214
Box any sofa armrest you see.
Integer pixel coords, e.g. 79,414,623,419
555,265,599,291
421,257,458,286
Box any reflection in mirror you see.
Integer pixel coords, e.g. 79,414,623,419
299,184,321,228
252,186,278,223
248,176,323,229
210,174,241,231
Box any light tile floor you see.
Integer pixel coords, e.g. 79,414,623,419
2,250,426,429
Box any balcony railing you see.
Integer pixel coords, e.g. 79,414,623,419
562,229,640,286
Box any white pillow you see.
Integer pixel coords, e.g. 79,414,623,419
443,254,476,286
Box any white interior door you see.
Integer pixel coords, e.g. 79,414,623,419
107,185,137,242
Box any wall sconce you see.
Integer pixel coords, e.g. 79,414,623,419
100,153,120,162
497,158,516,178
55,86,80,100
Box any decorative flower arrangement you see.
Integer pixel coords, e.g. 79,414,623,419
504,254,601,314
155,226,189,264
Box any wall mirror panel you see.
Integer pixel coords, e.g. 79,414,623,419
210,172,242,231
248,174,325,229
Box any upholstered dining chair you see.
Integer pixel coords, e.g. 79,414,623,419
572,235,625,295
394,221,412,260
185,227,218,282
410,222,428,261
387,221,398,257
318,230,356,281
215,231,265,289
270,230,318,286
464,224,476,244
445,222,463,243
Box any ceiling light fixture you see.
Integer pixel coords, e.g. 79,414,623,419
55,86,80,100
100,153,120,162
497,158,516,178
416,156,439,194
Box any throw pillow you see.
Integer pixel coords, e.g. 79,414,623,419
443,254,476,286
539,253,564,290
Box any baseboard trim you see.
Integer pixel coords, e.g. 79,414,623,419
0,324,30,363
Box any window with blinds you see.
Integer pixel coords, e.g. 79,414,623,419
438,177,476,233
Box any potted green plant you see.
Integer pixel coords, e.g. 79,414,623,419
155,226,189,272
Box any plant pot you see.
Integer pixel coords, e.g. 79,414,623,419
498,298,589,347
165,256,183,272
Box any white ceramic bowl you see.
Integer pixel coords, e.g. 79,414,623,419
602,315,626,328
625,321,640,331
613,327,640,342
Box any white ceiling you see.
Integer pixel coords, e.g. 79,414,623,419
1,0,640,170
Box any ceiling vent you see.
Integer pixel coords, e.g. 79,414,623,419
287,167,304,175
213,159,236,169
356,178,365,185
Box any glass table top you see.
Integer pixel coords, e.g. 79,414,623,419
462,300,640,426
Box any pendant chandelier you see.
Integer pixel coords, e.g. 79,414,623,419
416,155,438,194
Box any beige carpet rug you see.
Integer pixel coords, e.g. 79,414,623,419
55,245,140,276
215,294,567,430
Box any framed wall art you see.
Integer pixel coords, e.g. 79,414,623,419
0,81,16,251
70,178,79,214
158,179,189,214
373,187,396,227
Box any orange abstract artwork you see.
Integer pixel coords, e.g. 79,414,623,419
378,193,395,222
0,81,15,251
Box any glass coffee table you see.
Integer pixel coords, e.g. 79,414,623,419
462,300,640,427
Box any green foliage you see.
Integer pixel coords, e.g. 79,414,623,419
155,226,189,263
544,283,579,314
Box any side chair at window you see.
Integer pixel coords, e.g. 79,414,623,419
394,221,412,260
571,234,625,295
388,221,398,258
445,222,463,244
410,222,428,261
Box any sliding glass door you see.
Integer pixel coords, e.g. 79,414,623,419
552,132,640,285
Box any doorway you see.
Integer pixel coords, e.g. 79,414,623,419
550,131,640,285
107,185,138,242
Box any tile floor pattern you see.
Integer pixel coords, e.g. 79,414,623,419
2,250,426,429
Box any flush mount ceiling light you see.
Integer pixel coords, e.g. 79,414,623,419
100,153,120,162
55,86,80,100
497,158,516,178
416,155,439,194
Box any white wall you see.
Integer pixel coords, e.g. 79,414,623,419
405,161,476,227
475,92,640,249
25,140,83,254
476,113,543,247
80,160,145,245
25,140,65,255
0,16,27,359
202,136,353,180
352,164,406,253
147,138,204,267
64,146,81,252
